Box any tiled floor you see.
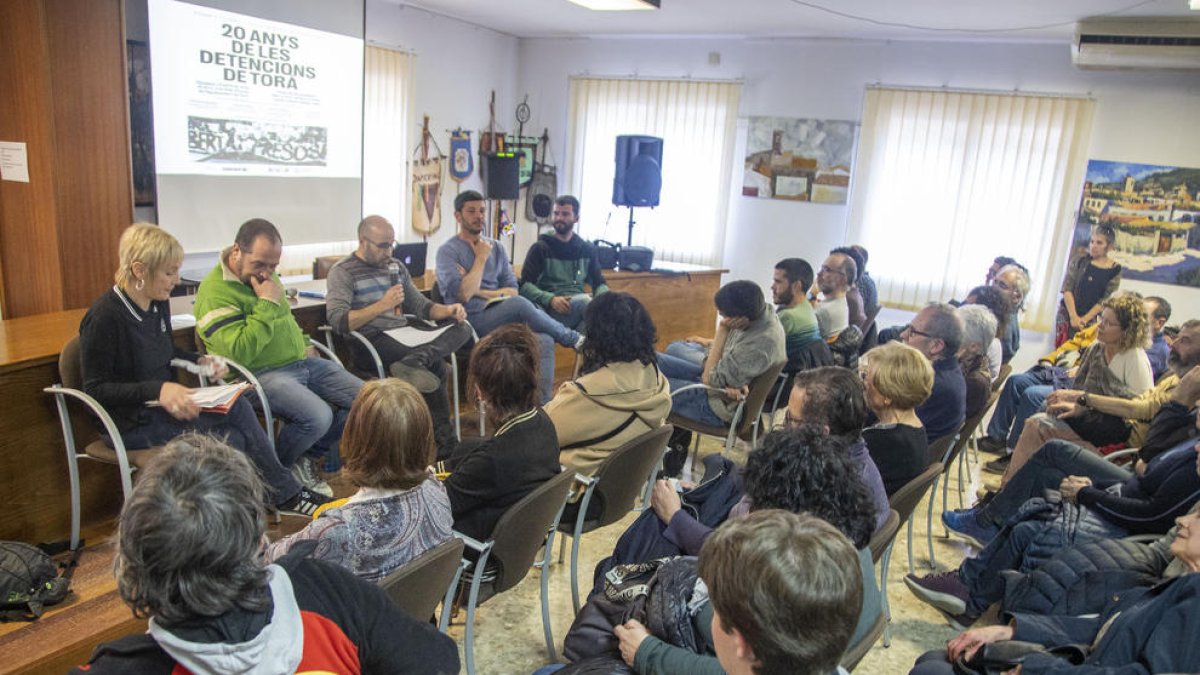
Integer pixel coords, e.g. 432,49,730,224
413,432,1001,675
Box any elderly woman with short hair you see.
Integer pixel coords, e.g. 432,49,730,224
267,378,453,580
862,341,933,495
956,304,999,420
79,224,324,516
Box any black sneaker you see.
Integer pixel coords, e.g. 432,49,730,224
279,488,332,518
983,455,1011,475
976,436,1008,454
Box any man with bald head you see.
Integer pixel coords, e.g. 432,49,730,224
326,215,472,454
812,252,855,338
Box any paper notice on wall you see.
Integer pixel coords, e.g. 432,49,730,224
0,142,30,182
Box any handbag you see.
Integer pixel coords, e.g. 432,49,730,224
952,640,1087,675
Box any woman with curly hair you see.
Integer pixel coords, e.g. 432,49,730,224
610,425,882,674
962,284,1011,379
997,291,1153,487
547,292,672,476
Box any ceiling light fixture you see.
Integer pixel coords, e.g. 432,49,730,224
566,0,660,11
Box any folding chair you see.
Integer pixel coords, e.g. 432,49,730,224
668,360,787,457
379,537,466,631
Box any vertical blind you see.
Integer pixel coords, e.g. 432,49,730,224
567,77,742,267
362,45,415,234
846,87,1095,330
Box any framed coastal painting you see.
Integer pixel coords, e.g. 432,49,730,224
1072,159,1200,287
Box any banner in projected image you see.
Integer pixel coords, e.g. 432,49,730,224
149,0,361,178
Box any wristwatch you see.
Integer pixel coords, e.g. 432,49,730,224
1078,392,1090,408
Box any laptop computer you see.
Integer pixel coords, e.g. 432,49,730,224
392,241,428,278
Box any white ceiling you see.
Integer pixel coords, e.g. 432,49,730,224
392,0,1198,42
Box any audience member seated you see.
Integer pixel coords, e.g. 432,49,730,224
898,302,967,443
811,251,856,338
325,214,472,455
70,434,457,674
908,508,1200,675
562,427,878,674
547,292,671,477
519,195,608,331
990,262,1031,364
435,190,583,403
959,285,1010,379
770,257,823,367
946,385,1200,547
439,325,562,542
997,293,1157,486
956,304,998,420
1145,295,1172,381
850,244,881,348
656,280,785,430
905,433,1200,628
788,367,891,527
979,297,1172,468
862,342,933,495
1055,225,1122,346
831,245,869,329
195,218,364,499
80,224,325,518
267,379,453,580
615,509,864,675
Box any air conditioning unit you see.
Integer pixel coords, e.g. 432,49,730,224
1073,18,1200,70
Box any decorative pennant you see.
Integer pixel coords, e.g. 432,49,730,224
449,129,473,183
412,157,443,235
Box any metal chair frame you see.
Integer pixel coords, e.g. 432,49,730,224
668,360,787,456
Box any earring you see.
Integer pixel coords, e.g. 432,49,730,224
135,278,145,291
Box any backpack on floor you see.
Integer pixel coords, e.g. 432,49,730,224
0,541,74,620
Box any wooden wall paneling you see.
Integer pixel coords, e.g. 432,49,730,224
0,0,67,318
45,0,132,310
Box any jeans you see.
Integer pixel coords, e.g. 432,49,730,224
117,397,301,505
365,321,475,455
985,369,1055,448
469,295,581,404
544,293,591,332
657,349,726,427
959,518,1045,614
665,340,707,367
978,440,1130,527
255,356,364,470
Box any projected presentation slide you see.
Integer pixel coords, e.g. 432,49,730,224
148,0,362,178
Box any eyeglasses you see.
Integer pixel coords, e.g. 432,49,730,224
819,265,845,277
363,238,395,251
903,324,936,339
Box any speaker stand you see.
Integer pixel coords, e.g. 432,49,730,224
626,207,637,246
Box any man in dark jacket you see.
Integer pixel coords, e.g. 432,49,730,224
72,434,457,675
520,194,608,331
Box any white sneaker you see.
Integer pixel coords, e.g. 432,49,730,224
291,457,333,497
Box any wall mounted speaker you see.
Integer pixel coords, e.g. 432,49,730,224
612,135,663,207
484,153,520,200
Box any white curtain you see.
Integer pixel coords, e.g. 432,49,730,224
847,87,1095,330
567,77,742,266
362,45,414,234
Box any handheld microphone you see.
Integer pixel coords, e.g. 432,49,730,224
387,262,402,316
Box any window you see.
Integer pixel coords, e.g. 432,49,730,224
567,77,741,266
362,45,415,231
846,87,1095,330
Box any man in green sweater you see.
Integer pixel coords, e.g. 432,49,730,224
519,195,608,331
194,218,363,499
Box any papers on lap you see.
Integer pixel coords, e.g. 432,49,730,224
147,383,251,414
383,322,454,348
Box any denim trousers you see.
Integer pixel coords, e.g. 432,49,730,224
118,396,301,505
656,348,726,427
544,293,592,332
985,369,1055,447
255,356,364,469
469,295,582,403
978,440,1130,527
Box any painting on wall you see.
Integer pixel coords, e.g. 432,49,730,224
742,117,857,204
1071,159,1200,288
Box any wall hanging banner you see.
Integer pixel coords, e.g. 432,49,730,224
449,129,473,182
526,164,557,225
412,156,443,235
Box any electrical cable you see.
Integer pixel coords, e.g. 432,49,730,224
782,0,1163,34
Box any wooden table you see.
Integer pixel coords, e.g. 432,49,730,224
0,263,723,544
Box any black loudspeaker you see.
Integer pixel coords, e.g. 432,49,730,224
484,153,520,200
612,135,663,207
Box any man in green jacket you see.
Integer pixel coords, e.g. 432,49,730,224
194,218,363,501
519,195,608,331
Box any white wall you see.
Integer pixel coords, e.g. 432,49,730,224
365,2,524,259
516,36,1200,320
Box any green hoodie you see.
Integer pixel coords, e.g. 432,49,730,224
519,233,609,307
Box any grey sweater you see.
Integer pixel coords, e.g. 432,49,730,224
707,306,786,421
